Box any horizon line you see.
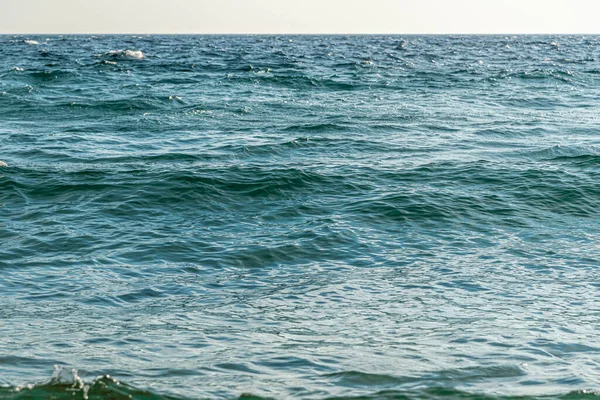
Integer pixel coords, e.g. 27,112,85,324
2,32,600,36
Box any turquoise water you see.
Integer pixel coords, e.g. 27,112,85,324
1,35,600,399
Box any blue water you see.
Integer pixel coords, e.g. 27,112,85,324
2,35,600,399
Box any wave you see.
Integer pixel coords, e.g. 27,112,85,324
17,69,78,82
0,165,340,208
5,157,600,220
549,154,600,167
518,145,600,164
224,74,363,91
0,367,180,400
3,384,599,400
63,95,182,112
488,68,576,84
102,50,144,60
324,365,527,389
326,388,600,400
282,123,350,133
23,40,39,45
1,367,598,400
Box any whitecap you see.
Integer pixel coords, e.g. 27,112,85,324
104,50,144,60
0,161,8,167
11,67,24,72
395,40,408,50
24,40,39,45
191,109,211,115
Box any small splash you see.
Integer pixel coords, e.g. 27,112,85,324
102,60,117,65
48,365,85,387
168,95,184,102
0,161,7,167
15,366,84,395
10,66,24,72
24,40,39,45
103,50,144,60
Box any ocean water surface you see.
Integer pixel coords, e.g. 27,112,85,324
1,35,600,399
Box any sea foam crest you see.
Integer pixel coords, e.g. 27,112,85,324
24,40,40,45
104,49,144,60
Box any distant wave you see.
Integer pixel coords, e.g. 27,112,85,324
23,40,39,45
102,49,144,60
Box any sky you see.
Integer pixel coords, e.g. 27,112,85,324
2,0,599,34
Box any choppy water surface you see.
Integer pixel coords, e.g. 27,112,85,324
1,35,600,399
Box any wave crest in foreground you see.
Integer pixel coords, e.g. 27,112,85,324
3,367,178,400
2,367,600,400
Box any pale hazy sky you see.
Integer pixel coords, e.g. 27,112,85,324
2,0,600,34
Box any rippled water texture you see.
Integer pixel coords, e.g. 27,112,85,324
2,35,600,399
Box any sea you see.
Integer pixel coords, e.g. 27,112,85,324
1,35,600,400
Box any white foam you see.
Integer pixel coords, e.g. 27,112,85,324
11,67,24,72
0,161,8,167
105,50,144,60
24,40,39,45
